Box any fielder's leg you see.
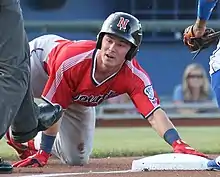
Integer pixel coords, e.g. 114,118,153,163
207,45,220,170
208,70,220,170
211,70,220,107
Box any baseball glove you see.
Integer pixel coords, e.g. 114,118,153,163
183,25,219,58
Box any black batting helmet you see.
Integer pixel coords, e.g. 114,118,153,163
96,12,143,60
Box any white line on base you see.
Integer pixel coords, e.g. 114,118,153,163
20,170,132,177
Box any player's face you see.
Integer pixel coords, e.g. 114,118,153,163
187,69,204,88
100,34,131,68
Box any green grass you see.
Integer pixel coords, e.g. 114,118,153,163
0,139,16,160
1,127,220,160
92,127,220,158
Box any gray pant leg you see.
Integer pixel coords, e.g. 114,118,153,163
0,0,38,139
30,49,49,98
52,104,96,166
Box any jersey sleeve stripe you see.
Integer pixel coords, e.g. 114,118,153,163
44,49,94,101
125,60,159,108
126,60,152,87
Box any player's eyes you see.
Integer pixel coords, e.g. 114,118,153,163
106,38,113,43
119,43,125,47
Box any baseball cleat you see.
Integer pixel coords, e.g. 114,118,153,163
207,158,220,171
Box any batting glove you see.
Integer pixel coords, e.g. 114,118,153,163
172,139,208,158
5,131,37,160
12,149,51,167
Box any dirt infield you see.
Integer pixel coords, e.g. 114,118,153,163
4,155,219,177
5,118,220,176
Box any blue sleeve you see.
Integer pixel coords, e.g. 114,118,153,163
197,0,218,20
172,85,183,102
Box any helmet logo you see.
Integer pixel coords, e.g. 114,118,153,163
117,17,129,31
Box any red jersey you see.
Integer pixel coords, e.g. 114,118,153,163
42,40,160,118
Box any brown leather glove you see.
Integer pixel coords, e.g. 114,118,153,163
183,25,218,52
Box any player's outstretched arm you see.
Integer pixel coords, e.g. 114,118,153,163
147,108,208,158
182,0,218,58
197,0,218,21
185,0,218,40
193,0,218,37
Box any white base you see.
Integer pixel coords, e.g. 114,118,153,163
131,153,209,171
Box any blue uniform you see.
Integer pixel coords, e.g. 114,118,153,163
197,0,218,20
205,0,220,107
196,0,220,170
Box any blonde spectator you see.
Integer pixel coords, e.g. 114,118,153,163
173,63,216,113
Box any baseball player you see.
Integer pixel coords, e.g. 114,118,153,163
0,0,63,173
183,0,220,170
7,12,208,168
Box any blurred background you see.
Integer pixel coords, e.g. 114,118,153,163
1,0,220,160
21,0,220,121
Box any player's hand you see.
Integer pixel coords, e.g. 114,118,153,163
183,24,216,53
192,22,206,38
183,25,206,49
172,139,208,158
5,131,37,160
184,19,206,39
12,150,51,167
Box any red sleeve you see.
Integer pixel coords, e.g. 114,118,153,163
126,60,160,118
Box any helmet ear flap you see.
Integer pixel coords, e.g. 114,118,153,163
126,46,138,60
96,33,105,49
